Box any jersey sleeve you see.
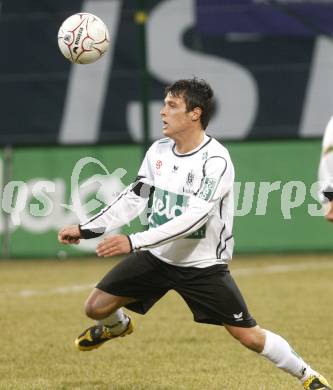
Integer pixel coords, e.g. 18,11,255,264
79,149,155,239
129,155,234,250
319,117,333,203
137,146,154,181
195,156,232,201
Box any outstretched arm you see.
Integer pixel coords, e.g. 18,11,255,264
79,176,153,238
58,176,154,244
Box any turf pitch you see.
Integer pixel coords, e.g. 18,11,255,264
0,253,332,389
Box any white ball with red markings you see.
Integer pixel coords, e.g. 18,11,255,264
57,13,110,64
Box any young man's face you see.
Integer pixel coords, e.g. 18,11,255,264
160,92,198,138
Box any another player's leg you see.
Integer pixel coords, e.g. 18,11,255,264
225,325,331,389
75,288,135,351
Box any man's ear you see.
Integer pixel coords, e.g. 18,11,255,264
191,107,202,121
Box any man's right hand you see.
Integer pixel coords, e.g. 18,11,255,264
58,225,81,245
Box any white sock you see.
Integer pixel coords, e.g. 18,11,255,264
260,329,317,382
96,308,129,336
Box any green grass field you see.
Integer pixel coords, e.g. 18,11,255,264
0,253,332,390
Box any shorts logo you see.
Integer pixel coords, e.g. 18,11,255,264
156,160,162,169
198,177,217,200
233,312,243,321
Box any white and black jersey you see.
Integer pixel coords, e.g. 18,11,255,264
80,134,235,268
319,116,333,203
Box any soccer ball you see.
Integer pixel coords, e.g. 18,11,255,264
57,13,110,64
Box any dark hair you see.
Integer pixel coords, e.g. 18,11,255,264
165,78,214,130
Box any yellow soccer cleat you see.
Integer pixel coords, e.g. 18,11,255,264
303,374,331,390
75,316,134,351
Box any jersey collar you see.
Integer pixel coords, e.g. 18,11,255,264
172,135,212,157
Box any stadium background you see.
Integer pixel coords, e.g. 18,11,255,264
1,0,333,257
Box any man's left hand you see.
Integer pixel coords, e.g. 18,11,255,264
96,234,131,257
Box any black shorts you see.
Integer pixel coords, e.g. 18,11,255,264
96,251,257,328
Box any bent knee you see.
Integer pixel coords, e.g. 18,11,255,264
84,302,105,320
84,296,120,320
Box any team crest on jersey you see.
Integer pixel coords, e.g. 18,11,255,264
186,170,195,185
172,165,179,173
182,170,195,194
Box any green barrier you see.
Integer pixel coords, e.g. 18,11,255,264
3,145,142,258
0,140,331,258
229,139,332,252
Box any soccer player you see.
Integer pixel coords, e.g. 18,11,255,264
318,116,333,222
58,78,330,390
